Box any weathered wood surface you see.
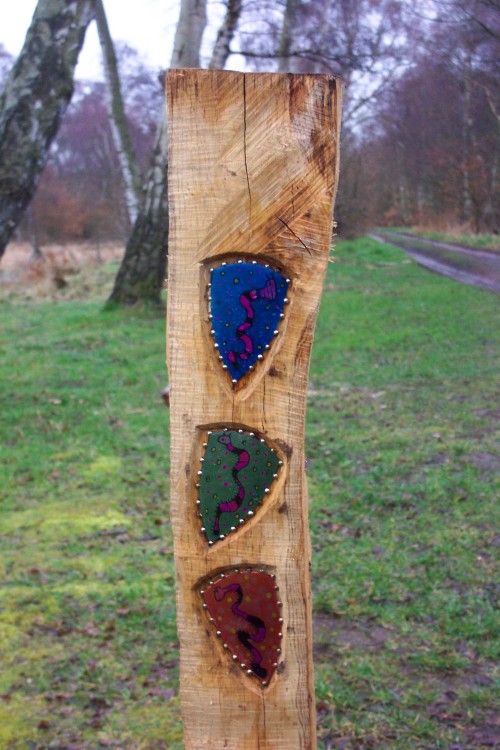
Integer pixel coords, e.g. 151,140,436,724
166,69,341,750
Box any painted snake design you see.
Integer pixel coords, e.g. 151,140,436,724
227,277,276,369
214,582,267,679
214,434,249,535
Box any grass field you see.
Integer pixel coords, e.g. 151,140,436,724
1,237,499,749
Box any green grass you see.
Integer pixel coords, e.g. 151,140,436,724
1,239,499,749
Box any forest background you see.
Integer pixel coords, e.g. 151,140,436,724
0,0,498,305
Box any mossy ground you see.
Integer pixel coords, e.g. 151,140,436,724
1,238,498,749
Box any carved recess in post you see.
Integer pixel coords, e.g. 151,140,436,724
200,568,283,688
195,427,284,546
206,258,290,388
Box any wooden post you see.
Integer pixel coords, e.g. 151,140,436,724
166,69,341,750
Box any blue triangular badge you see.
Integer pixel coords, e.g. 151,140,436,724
209,262,289,382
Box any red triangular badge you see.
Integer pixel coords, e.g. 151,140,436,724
202,570,283,686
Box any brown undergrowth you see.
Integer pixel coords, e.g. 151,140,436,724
0,241,124,301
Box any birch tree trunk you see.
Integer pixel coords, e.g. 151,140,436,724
277,0,297,73
0,0,95,260
107,110,169,304
95,0,142,227
171,0,207,68
108,0,208,305
209,0,243,70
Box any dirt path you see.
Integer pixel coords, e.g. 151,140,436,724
369,230,500,294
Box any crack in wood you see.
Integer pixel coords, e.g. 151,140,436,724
278,217,311,255
243,77,252,218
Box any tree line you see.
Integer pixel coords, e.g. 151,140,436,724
0,0,498,305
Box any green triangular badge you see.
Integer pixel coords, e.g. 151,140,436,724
197,429,281,545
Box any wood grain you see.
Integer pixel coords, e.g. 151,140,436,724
166,69,341,750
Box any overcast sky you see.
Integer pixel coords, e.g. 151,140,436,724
1,0,235,80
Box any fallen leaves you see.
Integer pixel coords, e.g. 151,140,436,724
84,622,100,637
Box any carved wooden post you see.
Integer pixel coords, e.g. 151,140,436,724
166,69,341,750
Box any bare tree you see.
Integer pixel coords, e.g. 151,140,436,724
171,0,208,68
108,0,209,305
0,45,13,89
238,0,409,124
277,0,297,72
209,0,244,69
95,0,142,227
0,0,95,261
